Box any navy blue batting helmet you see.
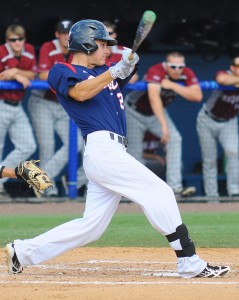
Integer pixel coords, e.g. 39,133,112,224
68,19,117,54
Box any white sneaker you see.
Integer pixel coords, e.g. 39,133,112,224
6,243,23,274
196,263,230,278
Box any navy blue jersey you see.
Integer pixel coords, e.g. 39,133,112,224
48,63,127,138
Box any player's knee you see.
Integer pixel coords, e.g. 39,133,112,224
20,141,37,157
166,223,196,258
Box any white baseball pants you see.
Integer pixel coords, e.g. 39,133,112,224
126,104,183,191
197,105,239,196
14,130,206,277
0,101,36,186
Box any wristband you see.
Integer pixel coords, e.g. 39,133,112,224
0,165,5,178
15,167,23,180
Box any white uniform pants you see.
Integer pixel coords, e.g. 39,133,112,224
126,104,183,190
197,105,239,196
14,131,206,278
0,101,36,185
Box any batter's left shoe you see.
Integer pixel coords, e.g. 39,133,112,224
6,243,23,274
196,263,230,278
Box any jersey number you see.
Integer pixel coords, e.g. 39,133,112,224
117,93,124,109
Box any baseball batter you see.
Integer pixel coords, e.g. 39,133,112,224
6,20,229,278
197,56,239,197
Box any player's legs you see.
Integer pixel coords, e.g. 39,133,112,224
0,102,16,191
85,131,182,233
125,104,148,163
77,130,88,189
83,131,206,277
29,97,58,194
14,182,121,266
42,104,69,178
149,110,182,191
1,105,36,168
197,107,219,196
28,96,55,166
0,102,13,161
218,118,239,195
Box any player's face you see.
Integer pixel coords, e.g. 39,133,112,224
88,40,111,67
6,35,25,55
165,56,185,80
55,31,69,49
106,26,117,39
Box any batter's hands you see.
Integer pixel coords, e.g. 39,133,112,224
121,48,139,67
109,60,132,79
109,48,139,80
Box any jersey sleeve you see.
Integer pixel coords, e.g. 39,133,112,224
0,46,4,71
145,64,164,84
48,64,80,98
184,68,200,86
27,44,37,73
38,42,54,72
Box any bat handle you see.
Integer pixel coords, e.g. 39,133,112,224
128,51,134,61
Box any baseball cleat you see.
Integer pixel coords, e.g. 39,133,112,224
6,243,23,274
196,263,230,278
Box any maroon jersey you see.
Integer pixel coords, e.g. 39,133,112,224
38,39,73,101
206,70,239,120
0,43,36,102
127,62,199,116
105,45,124,64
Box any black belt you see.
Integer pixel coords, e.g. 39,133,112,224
3,100,20,106
84,132,128,148
205,110,228,122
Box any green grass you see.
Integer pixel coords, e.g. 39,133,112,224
0,212,238,248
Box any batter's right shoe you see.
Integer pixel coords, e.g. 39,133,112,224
196,263,230,278
6,243,23,274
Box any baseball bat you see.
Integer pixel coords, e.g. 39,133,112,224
128,10,157,60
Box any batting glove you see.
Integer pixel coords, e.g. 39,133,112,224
109,60,132,79
109,49,139,80
121,48,139,67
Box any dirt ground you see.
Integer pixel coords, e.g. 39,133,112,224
0,200,239,215
0,201,239,300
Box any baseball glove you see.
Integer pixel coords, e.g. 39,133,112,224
15,160,53,192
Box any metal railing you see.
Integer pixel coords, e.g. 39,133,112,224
1,80,238,198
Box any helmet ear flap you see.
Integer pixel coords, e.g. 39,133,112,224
81,42,98,54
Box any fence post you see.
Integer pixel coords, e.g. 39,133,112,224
68,119,78,199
